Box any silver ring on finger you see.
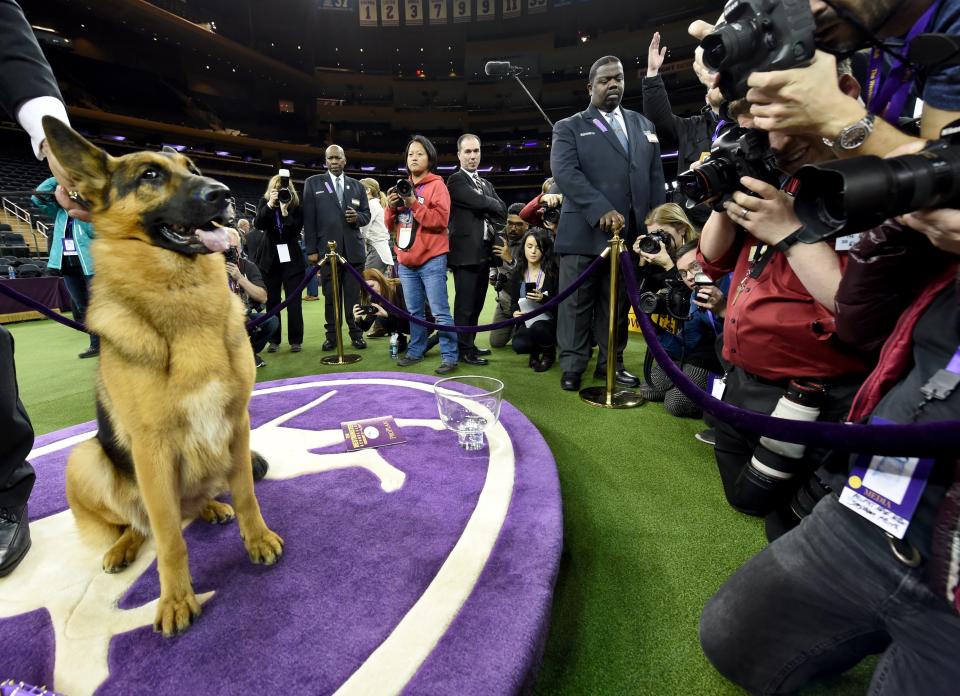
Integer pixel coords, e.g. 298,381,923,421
741,207,749,220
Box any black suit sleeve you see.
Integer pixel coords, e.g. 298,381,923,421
647,121,667,210
447,173,505,219
0,0,64,117
640,75,682,146
302,179,318,255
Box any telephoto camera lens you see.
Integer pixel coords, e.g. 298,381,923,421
396,178,414,198
638,231,675,255
731,379,826,516
278,187,291,204
677,127,779,209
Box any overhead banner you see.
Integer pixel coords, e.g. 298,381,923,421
503,0,521,18
405,0,424,24
381,0,400,25
527,0,548,13
452,0,471,22
428,0,447,24
318,0,354,10
477,0,495,21
359,0,378,25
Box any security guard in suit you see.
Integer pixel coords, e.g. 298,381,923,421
551,55,666,391
304,145,372,351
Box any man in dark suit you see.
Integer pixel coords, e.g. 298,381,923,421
551,55,666,391
0,0,76,577
303,144,372,351
447,134,506,366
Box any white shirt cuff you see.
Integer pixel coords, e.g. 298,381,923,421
16,97,70,160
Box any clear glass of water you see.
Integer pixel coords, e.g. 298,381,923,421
433,376,504,451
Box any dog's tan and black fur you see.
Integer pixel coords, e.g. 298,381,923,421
42,117,283,637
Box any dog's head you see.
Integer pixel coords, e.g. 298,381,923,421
42,116,232,256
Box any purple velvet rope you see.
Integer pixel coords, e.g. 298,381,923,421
246,265,320,330
338,253,607,333
619,251,960,457
0,280,90,333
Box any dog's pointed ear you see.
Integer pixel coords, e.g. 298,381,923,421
42,116,110,205
161,145,178,155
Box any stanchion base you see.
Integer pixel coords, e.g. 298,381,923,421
579,386,645,409
320,354,363,365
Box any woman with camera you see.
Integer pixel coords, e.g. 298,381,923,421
384,134,458,375
632,202,697,274
509,228,559,372
351,268,410,355
255,172,305,353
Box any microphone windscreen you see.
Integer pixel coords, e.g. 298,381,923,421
484,61,513,76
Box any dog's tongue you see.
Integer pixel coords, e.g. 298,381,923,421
197,226,229,252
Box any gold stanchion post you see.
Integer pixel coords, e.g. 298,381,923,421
320,241,362,366
580,225,644,409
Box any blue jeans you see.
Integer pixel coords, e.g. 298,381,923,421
398,255,457,364
248,313,280,355
700,493,960,694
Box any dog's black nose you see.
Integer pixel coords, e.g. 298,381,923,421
200,181,229,204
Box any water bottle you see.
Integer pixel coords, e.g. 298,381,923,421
389,332,399,360
7,265,15,279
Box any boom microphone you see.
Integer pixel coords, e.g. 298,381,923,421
484,61,515,76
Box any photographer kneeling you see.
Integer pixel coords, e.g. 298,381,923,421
352,268,410,357
640,240,728,418
224,229,275,368
509,228,559,371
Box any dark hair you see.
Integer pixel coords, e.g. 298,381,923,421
457,133,481,151
589,55,622,83
516,227,557,284
675,239,700,261
405,134,437,171
507,202,525,216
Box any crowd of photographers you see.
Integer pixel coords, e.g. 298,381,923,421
206,0,960,688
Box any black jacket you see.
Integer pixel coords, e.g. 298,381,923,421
507,265,560,318
357,284,411,336
254,198,305,275
446,168,506,266
0,0,64,117
302,172,371,265
641,75,719,175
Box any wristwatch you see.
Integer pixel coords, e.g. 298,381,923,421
823,113,876,151
773,226,805,253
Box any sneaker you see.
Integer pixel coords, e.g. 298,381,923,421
397,355,423,367
290,344,302,353
267,343,279,353
695,428,717,446
254,355,266,368
78,346,99,359
303,295,320,301
434,362,458,375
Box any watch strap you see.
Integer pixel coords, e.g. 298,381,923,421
773,227,805,253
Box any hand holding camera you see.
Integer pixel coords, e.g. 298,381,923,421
723,177,801,246
353,303,385,321
386,188,403,209
634,236,674,270
267,189,280,208
492,237,512,263
898,207,960,256
225,262,241,281
693,281,726,313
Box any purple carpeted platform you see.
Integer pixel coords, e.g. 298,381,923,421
0,372,563,696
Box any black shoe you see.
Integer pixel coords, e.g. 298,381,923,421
352,337,367,350
78,346,99,359
535,347,556,373
435,362,458,375
254,354,266,368
322,339,336,352
397,355,423,367
594,367,640,388
475,347,492,356
694,428,717,446
560,372,581,391
528,350,541,369
463,352,489,366
290,343,302,353
0,505,31,577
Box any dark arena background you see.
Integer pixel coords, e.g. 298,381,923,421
0,0,915,694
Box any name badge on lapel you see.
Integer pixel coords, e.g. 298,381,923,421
351,198,360,207
63,238,78,256
645,131,659,143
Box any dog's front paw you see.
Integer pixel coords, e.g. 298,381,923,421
244,528,284,565
154,591,202,637
200,499,235,525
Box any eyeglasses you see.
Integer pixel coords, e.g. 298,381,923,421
678,264,703,279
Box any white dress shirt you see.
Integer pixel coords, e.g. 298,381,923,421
17,96,69,159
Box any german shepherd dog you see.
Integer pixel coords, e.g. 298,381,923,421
42,117,283,637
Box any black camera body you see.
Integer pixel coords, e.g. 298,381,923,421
793,119,960,242
542,206,561,226
701,0,816,100
492,272,509,293
224,247,239,265
395,178,414,199
638,230,675,256
639,277,691,319
677,127,780,211
359,304,378,317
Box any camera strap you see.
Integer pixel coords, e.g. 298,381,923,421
914,342,960,419
867,1,940,123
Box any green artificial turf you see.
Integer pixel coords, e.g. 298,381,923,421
7,285,874,695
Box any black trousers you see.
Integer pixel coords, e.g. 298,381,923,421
557,253,628,374
714,365,858,516
321,261,363,342
512,319,556,354
263,264,304,346
450,263,489,354
0,325,35,510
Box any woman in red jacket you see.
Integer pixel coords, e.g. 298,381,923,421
385,134,458,374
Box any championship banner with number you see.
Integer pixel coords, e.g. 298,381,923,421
405,0,424,25
477,0,495,21
527,0,548,14
318,0,354,10
381,0,400,25
428,0,447,24
359,0,378,25
503,0,522,18
451,0,471,22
